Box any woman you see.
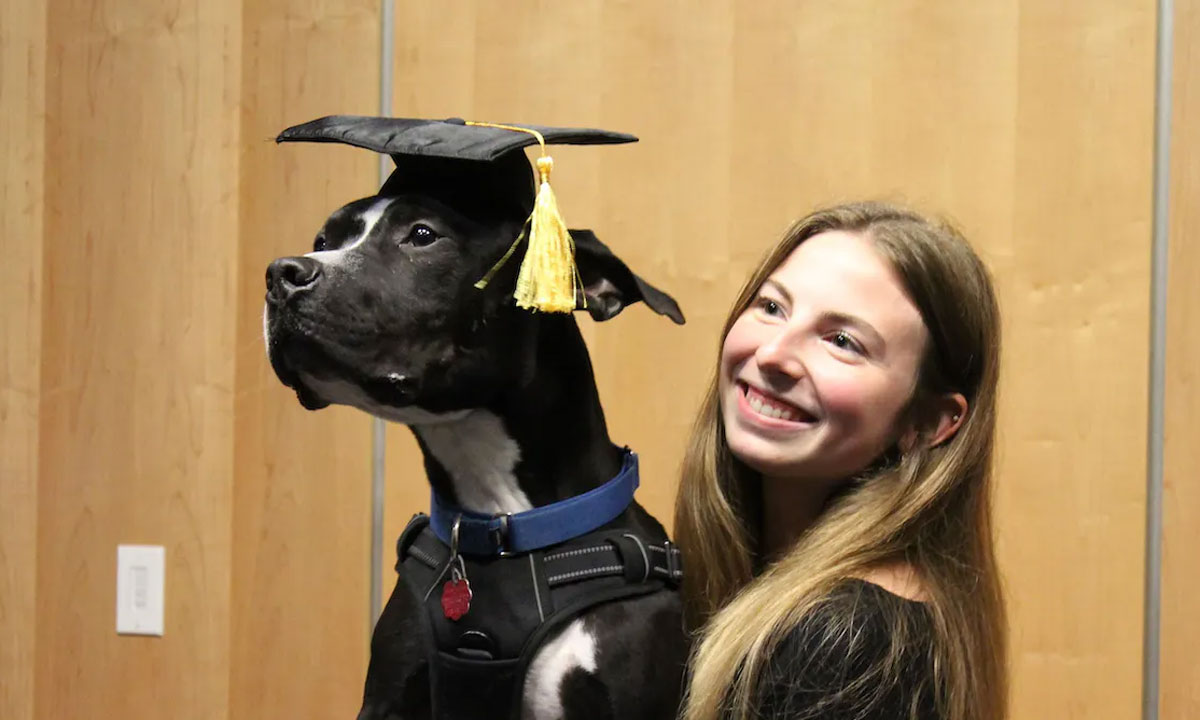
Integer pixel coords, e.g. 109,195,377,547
675,202,1006,720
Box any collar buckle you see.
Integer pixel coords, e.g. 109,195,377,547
491,513,515,557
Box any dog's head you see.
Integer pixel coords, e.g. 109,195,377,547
263,189,683,421
264,115,683,422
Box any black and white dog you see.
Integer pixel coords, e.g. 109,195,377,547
264,147,690,718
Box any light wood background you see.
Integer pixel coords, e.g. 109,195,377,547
1,2,1191,719
32,2,240,719
1,2,45,720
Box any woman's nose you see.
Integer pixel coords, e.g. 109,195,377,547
753,325,808,380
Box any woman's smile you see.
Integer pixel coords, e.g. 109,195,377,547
735,381,818,427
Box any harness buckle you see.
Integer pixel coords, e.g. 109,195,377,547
663,540,682,583
621,533,651,583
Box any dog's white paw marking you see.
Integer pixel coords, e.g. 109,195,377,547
416,410,532,514
522,619,599,720
306,196,394,269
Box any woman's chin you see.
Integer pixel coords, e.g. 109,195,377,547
727,437,806,478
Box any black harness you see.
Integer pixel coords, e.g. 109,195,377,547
393,454,682,718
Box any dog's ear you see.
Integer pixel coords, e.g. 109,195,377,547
571,229,685,324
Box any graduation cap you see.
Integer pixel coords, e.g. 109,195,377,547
276,116,638,314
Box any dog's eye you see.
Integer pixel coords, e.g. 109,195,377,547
405,224,439,247
313,235,328,252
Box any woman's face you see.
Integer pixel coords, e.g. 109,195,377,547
719,230,929,484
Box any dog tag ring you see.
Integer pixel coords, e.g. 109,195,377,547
441,561,472,621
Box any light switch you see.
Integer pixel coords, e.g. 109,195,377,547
116,545,164,636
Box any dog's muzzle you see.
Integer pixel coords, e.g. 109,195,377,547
262,255,431,413
266,256,322,306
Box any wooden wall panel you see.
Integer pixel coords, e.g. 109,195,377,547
0,3,46,719
1162,0,1200,716
233,2,381,718
36,1,241,718
387,2,1156,717
1002,3,1155,717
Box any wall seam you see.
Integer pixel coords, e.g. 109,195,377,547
1144,1,1173,718
370,0,396,633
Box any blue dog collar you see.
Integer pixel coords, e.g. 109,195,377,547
429,450,640,556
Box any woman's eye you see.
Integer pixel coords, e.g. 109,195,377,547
405,224,439,247
313,235,327,252
828,331,865,355
755,297,784,317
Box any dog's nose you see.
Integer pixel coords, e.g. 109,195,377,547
266,256,322,303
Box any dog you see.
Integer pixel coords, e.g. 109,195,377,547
264,153,690,719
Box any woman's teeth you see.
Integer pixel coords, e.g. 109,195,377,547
745,386,803,421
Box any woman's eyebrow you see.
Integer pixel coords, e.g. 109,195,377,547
760,278,792,304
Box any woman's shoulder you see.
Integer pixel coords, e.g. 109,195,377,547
767,578,934,677
816,576,933,625
754,579,939,719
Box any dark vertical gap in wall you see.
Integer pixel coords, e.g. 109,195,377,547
1144,1,1172,719
370,0,396,635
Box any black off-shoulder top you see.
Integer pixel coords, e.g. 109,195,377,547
750,579,941,719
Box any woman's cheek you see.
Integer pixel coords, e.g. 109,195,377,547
724,316,763,359
812,368,870,423
719,322,753,375
820,371,911,451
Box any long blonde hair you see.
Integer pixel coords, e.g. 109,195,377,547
675,202,1006,720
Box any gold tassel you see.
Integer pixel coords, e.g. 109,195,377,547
515,155,576,312
466,122,580,313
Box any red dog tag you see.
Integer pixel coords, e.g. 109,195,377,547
441,578,472,621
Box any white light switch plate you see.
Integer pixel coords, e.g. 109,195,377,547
116,545,164,636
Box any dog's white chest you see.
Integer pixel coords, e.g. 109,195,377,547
522,618,600,720
416,410,533,514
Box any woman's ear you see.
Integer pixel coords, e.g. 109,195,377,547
900,392,968,451
927,392,968,447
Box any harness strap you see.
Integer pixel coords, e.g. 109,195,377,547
402,523,683,592
542,536,683,587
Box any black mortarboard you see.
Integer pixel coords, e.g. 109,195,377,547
277,116,638,313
